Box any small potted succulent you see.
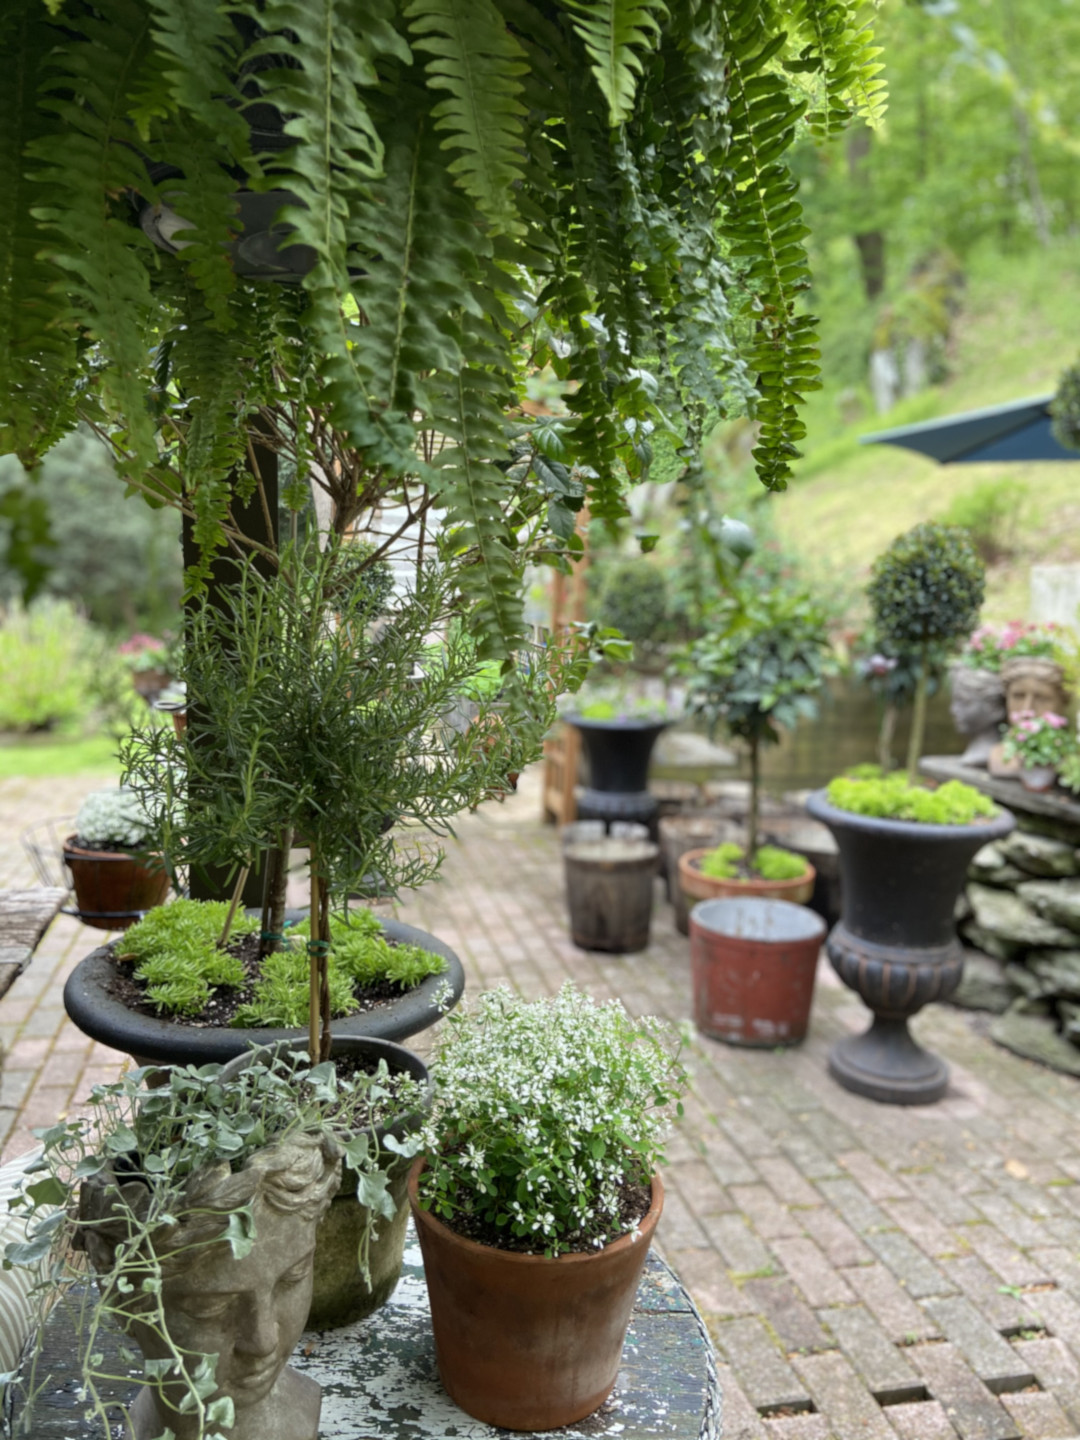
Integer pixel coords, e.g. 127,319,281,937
63,787,170,931
1001,710,1075,791
6,1050,420,1439
407,984,687,1432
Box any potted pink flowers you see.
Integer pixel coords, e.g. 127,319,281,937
1001,710,1075,792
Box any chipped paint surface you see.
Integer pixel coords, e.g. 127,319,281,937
292,1229,720,1440
13,1229,719,1440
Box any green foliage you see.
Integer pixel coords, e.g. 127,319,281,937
0,0,883,643
0,600,102,734
122,900,256,1015
683,589,837,751
698,841,807,881
826,773,997,824
941,479,1025,566
1052,360,1080,452
1001,712,1074,770
869,523,985,652
599,561,667,645
419,983,687,1255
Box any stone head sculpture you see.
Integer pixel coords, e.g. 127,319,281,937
1001,656,1070,726
948,664,1007,766
80,1131,341,1440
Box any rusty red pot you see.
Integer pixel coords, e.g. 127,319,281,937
689,896,826,1047
62,837,170,931
407,1161,663,1431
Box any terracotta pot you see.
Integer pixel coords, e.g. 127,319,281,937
1020,765,1057,793
689,897,825,1046
679,847,815,907
130,667,171,699
408,1162,663,1431
63,837,170,931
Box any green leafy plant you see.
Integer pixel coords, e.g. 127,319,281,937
6,1052,425,1440
698,841,808,882
598,561,667,646
1001,711,1075,771
417,983,687,1256
961,621,1066,672
681,587,837,856
826,773,997,824
0,0,885,620
868,523,985,777
0,599,102,734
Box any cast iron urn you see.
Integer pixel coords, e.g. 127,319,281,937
566,716,671,835
805,790,1014,1105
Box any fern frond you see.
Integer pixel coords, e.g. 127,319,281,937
405,0,528,234
561,0,668,125
0,3,79,465
789,1,887,137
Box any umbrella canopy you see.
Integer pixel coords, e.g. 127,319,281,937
861,393,1078,464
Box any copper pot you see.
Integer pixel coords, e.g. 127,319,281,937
63,837,170,931
408,1161,663,1431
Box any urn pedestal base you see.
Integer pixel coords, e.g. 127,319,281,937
828,1016,949,1106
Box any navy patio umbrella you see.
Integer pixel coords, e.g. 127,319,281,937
861,393,1077,464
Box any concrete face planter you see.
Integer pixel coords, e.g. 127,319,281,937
805,790,1015,1104
566,717,670,833
81,1132,340,1440
689,897,826,1047
407,1163,663,1432
222,1036,431,1329
63,917,464,1067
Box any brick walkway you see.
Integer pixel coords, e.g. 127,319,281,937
4,769,1080,1439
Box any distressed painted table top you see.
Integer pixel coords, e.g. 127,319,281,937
0,888,66,999
9,1230,720,1440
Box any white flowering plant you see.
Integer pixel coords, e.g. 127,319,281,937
418,984,687,1257
73,787,153,851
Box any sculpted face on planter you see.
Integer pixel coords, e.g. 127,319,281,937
1001,657,1069,724
84,1133,340,1440
948,665,1006,766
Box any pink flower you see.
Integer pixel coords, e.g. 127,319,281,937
1044,713,1068,729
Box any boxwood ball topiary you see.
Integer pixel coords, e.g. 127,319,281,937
869,523,985,652
600,561,668,644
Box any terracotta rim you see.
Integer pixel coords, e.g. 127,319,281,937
679,847,814,902
407,1159,664,1265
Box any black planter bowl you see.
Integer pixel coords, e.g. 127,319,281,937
63,916,464,1068
221,1035,432,1328
805,790,1014,1105
565,715,672,832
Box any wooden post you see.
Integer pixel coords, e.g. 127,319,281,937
541,511,590,825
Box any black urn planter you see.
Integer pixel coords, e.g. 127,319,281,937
63,916,464,1068
805,791,1014,1105
566,716,671,834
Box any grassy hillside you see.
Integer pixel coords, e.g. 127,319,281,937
769,243,1080,622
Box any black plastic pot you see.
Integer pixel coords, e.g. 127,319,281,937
63,916,464,1068
805,790,1014,1105
221,1035,431,1329
566,717,671,833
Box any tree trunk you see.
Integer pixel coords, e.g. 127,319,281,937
878,703,898,773
846,127,886,301
748,737,761,860
906,647,930,780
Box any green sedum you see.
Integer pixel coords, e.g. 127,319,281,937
698,842,808,882
826,774,997,824
120,899,447,1024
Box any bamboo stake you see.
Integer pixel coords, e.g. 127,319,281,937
308,860,321,1063
218,865,250,948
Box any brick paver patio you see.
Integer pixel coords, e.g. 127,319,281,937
3,767,1080,1439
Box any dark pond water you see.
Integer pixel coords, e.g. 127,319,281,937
655,674,962,795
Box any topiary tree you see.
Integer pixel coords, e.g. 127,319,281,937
684,588,837,858
868,522,985,778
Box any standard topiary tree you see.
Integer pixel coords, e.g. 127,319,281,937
599,561,667,647
868,523,985,778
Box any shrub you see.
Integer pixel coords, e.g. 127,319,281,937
826,773,997,824
599,561,668,645
941,479,1024,564
0,599,101,733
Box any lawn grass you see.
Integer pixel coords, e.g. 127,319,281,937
771,241,1080,621
0,733,119,780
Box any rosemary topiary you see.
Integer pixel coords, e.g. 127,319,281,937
868,523,985,776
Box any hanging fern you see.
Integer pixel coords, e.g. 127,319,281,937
789,0,887,138
406,0,528,235
560,0,668,125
